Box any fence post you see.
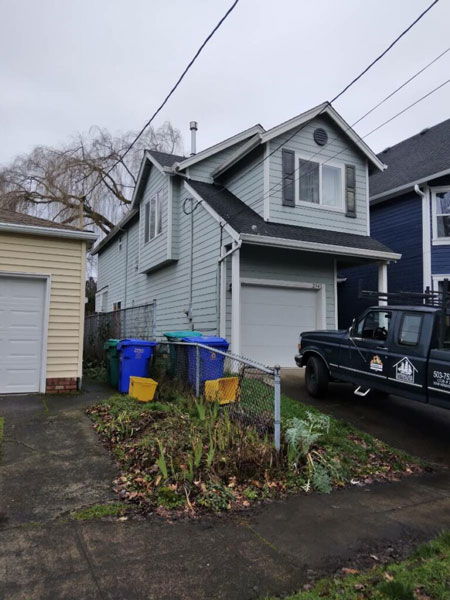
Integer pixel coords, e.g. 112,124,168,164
195,344,200,398
274,365,281,451
152,299,157,340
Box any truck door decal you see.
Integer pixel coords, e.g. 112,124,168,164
393,357,418,384
370,355,383,372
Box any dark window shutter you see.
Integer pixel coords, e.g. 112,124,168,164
144,202,150,242
282,149,295,207
345,165,356,217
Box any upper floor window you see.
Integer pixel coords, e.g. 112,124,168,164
298,158,343,208
144,190,163,243
433,188,450,242
282,149,356,216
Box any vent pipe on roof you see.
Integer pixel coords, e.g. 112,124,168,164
190,121,198,156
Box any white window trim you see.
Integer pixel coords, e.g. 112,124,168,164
0,271,51,394
144,188,163,245
432,274,450,291
431,186,450,245
294,151,345,212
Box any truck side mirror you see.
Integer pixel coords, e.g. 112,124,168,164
349,318,356,337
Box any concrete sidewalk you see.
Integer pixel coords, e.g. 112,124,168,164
1,379,450,599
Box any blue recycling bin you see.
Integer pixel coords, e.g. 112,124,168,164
182,336,229,386
117,339,158,393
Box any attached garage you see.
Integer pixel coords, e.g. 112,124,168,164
240,280,326,367
0,209,96,394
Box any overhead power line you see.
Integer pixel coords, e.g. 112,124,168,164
246,47,450,213
330,0,440,103
362,77,450,138
212,0,441,211
84,0,240,199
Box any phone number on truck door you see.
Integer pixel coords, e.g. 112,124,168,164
433,370,450,389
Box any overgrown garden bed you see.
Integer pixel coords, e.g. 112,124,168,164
87,378,423,516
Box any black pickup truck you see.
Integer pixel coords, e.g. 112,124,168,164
295,303,450,410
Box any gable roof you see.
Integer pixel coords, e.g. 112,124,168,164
370,117,450,200
147,150,185,168
260,102,386,173
90,208,138,255
0,208,97,242
186,180,399,261
175,124,264,171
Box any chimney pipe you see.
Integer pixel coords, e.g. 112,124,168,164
190,121,198,156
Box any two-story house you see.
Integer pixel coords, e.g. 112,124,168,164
338,117,450,328
92,102,399,367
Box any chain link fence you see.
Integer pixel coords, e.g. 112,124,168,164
159,341,281,449
84,302,156,362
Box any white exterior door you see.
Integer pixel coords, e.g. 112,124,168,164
0,275,47,393
240,282,323,367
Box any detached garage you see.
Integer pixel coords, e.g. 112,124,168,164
0,209,96,394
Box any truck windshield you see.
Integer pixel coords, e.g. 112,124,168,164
355,311,391,341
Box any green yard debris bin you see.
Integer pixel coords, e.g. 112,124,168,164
104,338,120,388
164,331,202,377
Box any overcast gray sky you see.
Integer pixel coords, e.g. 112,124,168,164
1,0,449,165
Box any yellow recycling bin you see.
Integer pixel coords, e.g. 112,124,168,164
129,376,158,402
204,377,239,405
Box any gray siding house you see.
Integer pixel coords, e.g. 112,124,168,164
92,102,400,367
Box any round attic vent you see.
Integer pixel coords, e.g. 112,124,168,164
313,127,328,146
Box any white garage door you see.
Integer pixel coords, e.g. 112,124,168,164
0,275,47,394
241,283,321,367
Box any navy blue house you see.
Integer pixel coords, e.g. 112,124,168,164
339,118,450,327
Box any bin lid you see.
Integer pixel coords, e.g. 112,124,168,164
103,338,120,349
182,336,229,346
117,338,158,349
164,330,202,339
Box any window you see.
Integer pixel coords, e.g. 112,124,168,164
144,191,163,243
355,311,392,341
298,158,343,208
399,313,422,346
113,301,122,311
433,189,450,240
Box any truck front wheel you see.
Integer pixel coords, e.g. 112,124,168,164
305,356,329,398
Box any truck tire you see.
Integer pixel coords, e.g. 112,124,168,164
305,355,329,398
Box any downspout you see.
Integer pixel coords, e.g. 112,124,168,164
218,238,242,338
124,228,129,308
189,200,194,327
414,184,431,293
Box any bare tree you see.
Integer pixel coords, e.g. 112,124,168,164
0,122,183,234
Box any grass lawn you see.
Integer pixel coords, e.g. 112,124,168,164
268,531,450,600
87,373,423,516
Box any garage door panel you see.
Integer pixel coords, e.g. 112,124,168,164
241,283,320,367
0,276,46,394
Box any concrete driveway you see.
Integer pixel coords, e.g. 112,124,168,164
282,368,450,465
1,377,450,600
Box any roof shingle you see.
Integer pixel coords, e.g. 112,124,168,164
187,180,396,255
0,208,86,232
370,118,450,197
147,150,185,167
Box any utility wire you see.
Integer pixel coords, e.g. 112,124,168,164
362,77,450,138
211,0,441,212
83,0,240,200
330,0,440,103
229,46,450,219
